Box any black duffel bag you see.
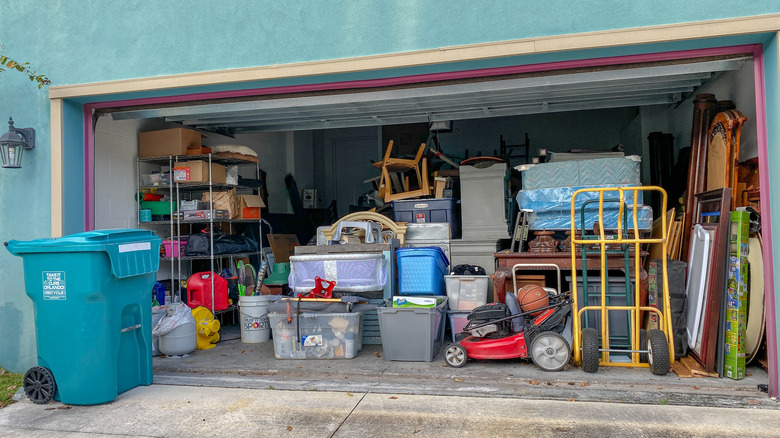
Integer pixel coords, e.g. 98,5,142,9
185,227,258,256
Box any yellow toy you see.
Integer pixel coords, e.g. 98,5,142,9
192,306,220,350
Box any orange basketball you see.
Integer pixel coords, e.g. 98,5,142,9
516,284,549,315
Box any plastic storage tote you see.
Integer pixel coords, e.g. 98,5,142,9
269,312,363,359
447,310,472,343
376,297,448,361
391,197,461,238
288,253,387,293
444,275,489,310
396,247,449,296
6,229,162,405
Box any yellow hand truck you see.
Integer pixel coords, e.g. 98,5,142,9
569,186,674,375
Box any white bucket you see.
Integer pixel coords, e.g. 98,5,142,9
159,320,197,356
239,295,272,343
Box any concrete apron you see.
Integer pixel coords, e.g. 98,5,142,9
152,326,777,410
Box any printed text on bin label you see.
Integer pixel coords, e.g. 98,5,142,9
42,271,66,301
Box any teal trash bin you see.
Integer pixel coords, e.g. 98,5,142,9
6,229,162,405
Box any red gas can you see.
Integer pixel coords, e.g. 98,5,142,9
186,272,229,311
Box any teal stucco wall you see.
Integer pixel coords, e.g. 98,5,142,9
1,1,779,375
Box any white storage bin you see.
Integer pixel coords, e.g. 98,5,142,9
444,275,489,310
269,312,363,359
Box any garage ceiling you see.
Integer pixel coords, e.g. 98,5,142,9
110,57,748,133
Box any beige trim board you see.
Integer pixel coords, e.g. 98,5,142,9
50,14,780,100
50,98,63,237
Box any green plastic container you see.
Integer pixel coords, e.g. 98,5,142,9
6,229,162,405
140,200,176,215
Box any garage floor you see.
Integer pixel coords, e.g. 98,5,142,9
153,323,776,409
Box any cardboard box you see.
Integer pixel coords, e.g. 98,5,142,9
239,195,266,219
139,128,204,158
646,260,660,330
173,161,226,184
268,234,300,263
724,211,750,380
174,209,228,221
179,200,210,211
729,211,750,258
201,188,239,218
392,296,445,308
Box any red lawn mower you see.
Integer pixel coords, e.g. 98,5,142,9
444,264,573,372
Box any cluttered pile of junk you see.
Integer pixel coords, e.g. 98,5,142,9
152,99,766,381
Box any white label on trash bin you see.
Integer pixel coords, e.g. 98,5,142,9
118,242,151,253
42,271,66,301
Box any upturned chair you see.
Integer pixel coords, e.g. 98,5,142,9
373,140,430,202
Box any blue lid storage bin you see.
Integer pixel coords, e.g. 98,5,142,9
377,297,448,362
396,247,449,295
392,197,460,238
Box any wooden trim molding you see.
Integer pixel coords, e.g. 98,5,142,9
50,98,63,237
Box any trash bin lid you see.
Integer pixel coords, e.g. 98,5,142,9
6,229,159,254
6,229,161,278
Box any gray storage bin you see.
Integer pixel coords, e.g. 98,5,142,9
392,198,460,238
377,297,448,362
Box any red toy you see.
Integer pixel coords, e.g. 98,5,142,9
296,276,336,299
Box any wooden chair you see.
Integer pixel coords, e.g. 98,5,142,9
373,141,430,202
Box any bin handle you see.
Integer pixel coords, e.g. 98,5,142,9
121,324,141,333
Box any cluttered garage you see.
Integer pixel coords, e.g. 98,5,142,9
17,48,771,405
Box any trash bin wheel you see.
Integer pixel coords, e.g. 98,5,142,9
444,343,468,368
530,331,571,372
647,329,670,376
24,366,57,405
581,328,600,373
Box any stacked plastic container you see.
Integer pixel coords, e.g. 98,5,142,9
377,246,450,361
268,252,386,359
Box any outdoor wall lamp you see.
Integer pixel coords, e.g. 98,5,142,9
0,117,35,168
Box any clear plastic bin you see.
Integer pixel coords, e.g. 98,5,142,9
444,275,489,310
269,312,363,359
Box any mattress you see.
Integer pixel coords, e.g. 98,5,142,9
519,156,642,189
516,185,644,213
526,205,653,231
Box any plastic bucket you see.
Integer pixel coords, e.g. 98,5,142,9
239,295,272,343
158,320,196,356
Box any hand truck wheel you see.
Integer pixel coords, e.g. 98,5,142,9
581,328,600,373
647,329,670,376
23,366,57,404
639,329,648,363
